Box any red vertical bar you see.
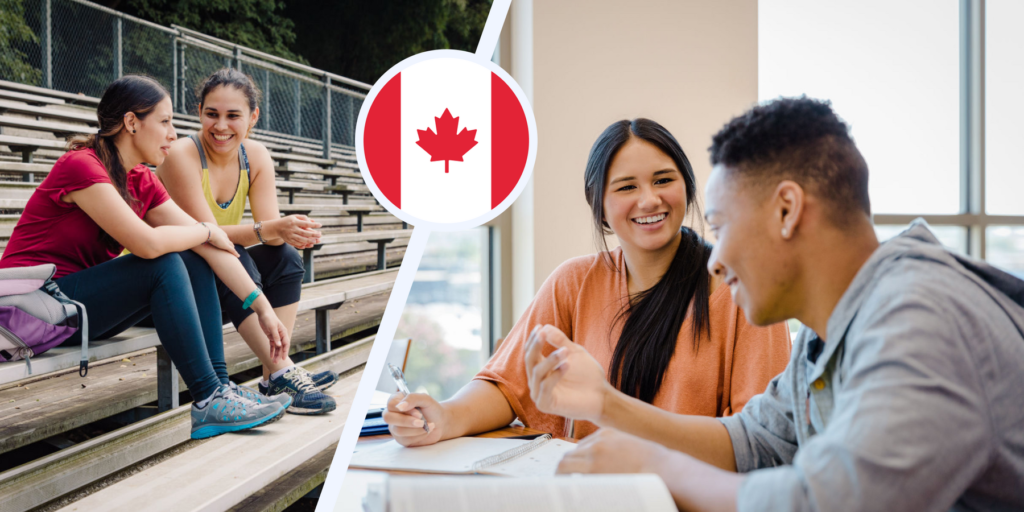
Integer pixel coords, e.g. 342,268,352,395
364,73,402,207
491,72,529,209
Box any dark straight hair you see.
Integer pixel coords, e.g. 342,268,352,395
68,74,169,249
583,118,713,404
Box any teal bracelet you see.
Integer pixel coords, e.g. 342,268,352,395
242,288,262,310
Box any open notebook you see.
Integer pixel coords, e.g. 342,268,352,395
349,434,576,477
362,474,677,512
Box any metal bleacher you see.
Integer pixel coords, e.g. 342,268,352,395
0,77,408,511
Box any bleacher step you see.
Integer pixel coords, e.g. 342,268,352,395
0,336,372,512
225,442,336,512
52,354,363,512
0,292,388,456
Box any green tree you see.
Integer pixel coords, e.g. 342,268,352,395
100,0,304,63
283,0,493,85
0,0,43,85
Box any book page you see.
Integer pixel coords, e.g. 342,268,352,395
388,474,677,512
348,438,531,474
480,439,576,477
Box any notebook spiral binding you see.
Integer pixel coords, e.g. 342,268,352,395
471,434,554,473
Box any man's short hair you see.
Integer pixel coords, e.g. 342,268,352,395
709,96,871,223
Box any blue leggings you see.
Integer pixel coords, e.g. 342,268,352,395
56,251,226,402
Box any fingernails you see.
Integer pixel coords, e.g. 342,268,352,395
413,419,424,428
397,402,410,411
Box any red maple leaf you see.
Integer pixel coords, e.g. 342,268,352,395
415,108,478,173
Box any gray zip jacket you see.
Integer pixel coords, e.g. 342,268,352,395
719,220,1024,511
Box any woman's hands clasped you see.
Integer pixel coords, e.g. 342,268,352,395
270,215,322,250
524,325,613,423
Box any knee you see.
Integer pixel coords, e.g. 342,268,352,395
278,244,305,280
148,252,186,275
176,250,214,278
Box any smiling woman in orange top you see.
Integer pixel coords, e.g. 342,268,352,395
383,119,791,445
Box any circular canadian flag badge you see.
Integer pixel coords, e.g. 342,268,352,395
357,50,537,229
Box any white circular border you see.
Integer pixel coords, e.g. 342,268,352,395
355,49,538,232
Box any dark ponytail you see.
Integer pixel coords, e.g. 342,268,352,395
68,75,168,249
583,118,713,404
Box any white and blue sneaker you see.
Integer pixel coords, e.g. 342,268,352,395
266,368,336,415
258,366,337,394
190,385,286,439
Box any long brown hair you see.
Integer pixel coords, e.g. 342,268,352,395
68,75,168,248
583,119,712,404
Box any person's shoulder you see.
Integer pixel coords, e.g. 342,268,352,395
242,138,269,156
164,136,199,164
542,250,616,294
241,138,273,166
51,147,106,180
551,252,608,279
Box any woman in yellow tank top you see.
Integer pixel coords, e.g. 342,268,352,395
157,69,335,415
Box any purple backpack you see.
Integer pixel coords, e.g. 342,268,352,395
0,264,89,376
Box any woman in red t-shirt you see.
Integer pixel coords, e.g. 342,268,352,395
0,75,290,439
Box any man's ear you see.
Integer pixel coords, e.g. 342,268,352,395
775,180,804,240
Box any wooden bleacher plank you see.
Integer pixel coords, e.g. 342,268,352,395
0,268,395,386
48,351,365,512
0,100,98,125
0,327,159,385
0,181,37,200
0,293,386,458
224,443,335,512
0,162,51,176
0,79,100,106
0,335,373,512
0,89,65,106
268,151,335,168
0,134,68,151
0,115,91,137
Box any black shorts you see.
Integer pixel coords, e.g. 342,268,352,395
217,243,304,327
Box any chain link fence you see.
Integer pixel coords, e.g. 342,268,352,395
1,0,368,151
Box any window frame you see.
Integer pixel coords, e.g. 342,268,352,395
872,0,1024,259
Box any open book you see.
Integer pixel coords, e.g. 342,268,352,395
362,474,677,512
349,434,575,477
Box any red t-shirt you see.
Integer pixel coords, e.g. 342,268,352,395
0,148,170,279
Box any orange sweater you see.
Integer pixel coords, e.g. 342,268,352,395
476,247,791,440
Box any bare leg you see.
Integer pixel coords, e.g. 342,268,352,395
237,301,300,379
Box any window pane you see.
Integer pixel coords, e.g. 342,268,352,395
875,224,967,254
985,0,1024,215
759,0,960,214
394,229,486,400
987,226,1024,279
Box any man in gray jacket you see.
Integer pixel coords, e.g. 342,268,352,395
525,97,1024,511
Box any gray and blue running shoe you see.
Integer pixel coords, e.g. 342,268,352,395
191,385,286,439
266,368,336,415
230,380,292,409
259,366,337,394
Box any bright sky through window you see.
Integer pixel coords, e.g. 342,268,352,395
759,0,960,215
985,0,1024,216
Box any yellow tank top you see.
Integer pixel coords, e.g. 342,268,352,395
191,134,249,226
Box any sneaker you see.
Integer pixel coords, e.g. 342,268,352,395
266,368,337,415
190,385,286,440
230,380,292,409
258,366,338,394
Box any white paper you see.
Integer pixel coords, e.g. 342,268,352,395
388,474,677,512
